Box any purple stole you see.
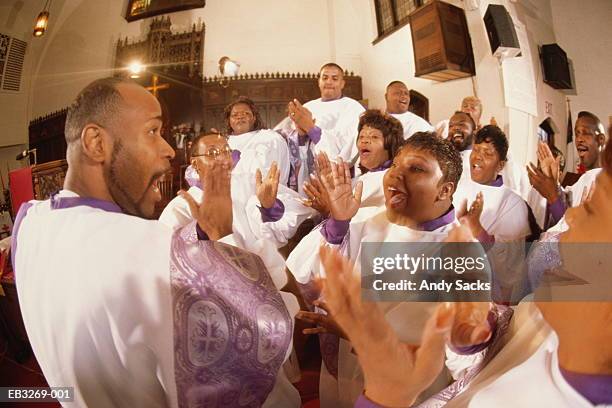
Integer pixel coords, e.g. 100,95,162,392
29,194,292,408
171,221,292,407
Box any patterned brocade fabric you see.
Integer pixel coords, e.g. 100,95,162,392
170,222,292,407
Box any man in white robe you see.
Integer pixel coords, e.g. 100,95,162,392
162,133,314,251
288,135,494,408
385,81,433,139
14,78,297,408
278,63,365,195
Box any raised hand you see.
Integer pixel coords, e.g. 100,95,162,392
288,99,315,134
319,246,455,407
302,175,331,216
457,192,486,238
537,141,560,183
255,162,280,209
180,159,232,241
527,162,559,204
320,159,363,221
296,300,347,339
315,152,333,185
579,182,596,205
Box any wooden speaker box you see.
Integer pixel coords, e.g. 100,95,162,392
409,0,475,82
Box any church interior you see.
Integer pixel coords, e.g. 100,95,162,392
0,0,611,407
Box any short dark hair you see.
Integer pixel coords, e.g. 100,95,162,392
319,62,344,76
577,111,605,135
190,132,228,156
386,80,407,91
401,132,463,186
451,110,476,131
474,125,509,161
65,77,131,145
357,109,404,159
223,96,265,134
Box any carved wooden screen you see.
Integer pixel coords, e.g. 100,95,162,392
28,109,68,164
201,72,363,132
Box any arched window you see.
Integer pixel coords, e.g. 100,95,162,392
408,89,429,122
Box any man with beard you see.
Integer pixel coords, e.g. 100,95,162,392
13,78,295,408
527,111,606,229
447,111,477,185
384,81,434,139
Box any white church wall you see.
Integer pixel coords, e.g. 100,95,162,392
0,1,51,147
551,0,612,134
28,0,336,120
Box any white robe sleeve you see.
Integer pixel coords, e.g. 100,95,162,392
312,101,365,162
234,130,291,186
245,186,317,248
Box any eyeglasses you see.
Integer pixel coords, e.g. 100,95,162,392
192,146,233,159
230,111,253,119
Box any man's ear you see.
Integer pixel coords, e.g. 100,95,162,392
437,181,455,201
80,124,107,163
597,133,606,147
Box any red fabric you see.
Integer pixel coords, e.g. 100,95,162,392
9,167,34,216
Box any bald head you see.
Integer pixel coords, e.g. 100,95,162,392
460,96,482,126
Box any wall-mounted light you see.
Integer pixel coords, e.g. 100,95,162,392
33,0,52,38
128,61,144,78
218,56,240,88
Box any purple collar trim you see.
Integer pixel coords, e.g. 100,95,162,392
50,192,123,214
560,367,612,405
488,175,503,187
372,160,392,172
418,206,455,232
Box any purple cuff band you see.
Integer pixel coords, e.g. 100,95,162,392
320,218,350,244
354,394,383,408
450,310,497,355
477,229,496,244
258,199,285,222
307,126,322,144
548,196,567,225
195,223,209,241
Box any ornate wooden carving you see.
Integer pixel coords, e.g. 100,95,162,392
115,16,204,79
28,109,67,164
201,71,364,132
32,159,68,200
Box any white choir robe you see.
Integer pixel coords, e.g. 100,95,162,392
453,178,531,302
446,303,609,408
14,190,300,408
228,128,291,189
354,167,387,210
244,185,317,248
389,110,434,139
303,96,365,162
453,179,531,242
286,207,458,408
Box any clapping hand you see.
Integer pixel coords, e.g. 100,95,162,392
180,159,232,241
303,175,331,216
527,162,559,204
318,246,455,407
288,99,316,134
296,300,347,339
536,141,561,183
320,159,363,221
457,192,486,238
256,162,280,209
